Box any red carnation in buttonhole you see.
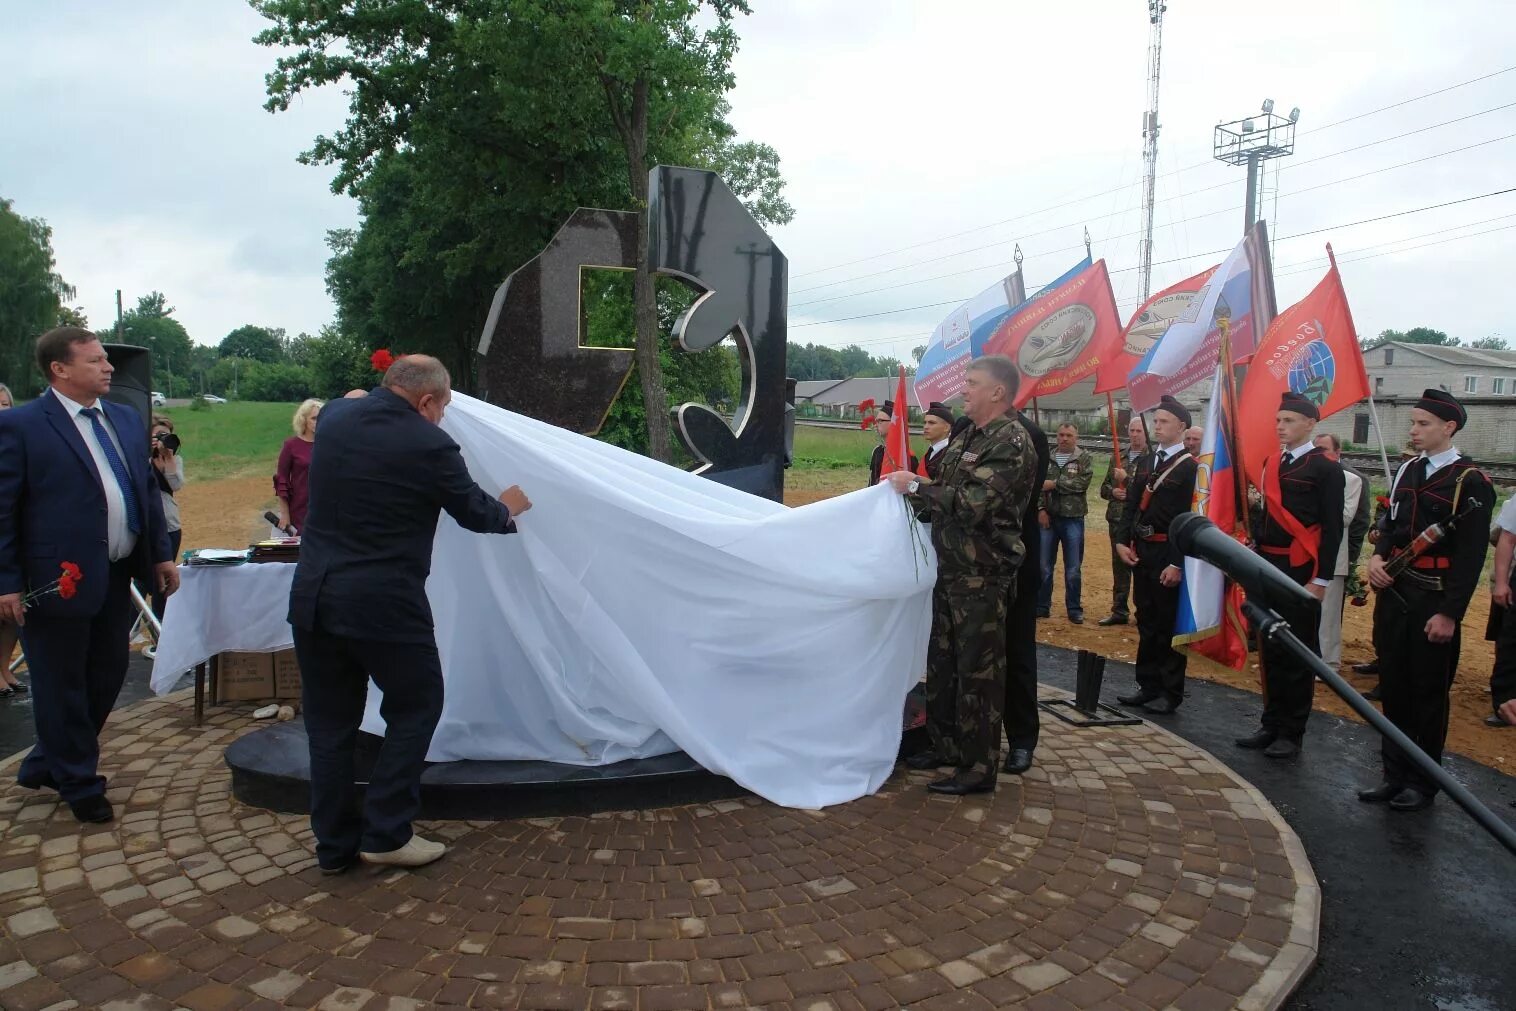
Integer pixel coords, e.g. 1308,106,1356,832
371,348,396,372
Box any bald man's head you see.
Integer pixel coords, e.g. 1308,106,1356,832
382,355,452,424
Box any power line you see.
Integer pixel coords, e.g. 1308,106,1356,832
790,64,1516,281
793,129,1516,306
791,187,1516,328
1275,221,1516,279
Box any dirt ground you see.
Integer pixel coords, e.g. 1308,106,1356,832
783,471,1514,775
167,469,1512,774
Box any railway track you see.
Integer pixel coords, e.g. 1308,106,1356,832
795,418,1516,484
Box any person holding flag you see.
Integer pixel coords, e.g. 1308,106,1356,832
1234,393,1344,759
866,400,917,486
889,356,1038,795
1114,396,1198,714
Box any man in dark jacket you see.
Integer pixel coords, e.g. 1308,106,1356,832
289,355,530,872
1097,418,1149,626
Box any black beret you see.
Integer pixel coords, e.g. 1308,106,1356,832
1154,395,1191,428
881,400,896,417
1279,391,1320,420
925,401,955,424
1415,388,1466,431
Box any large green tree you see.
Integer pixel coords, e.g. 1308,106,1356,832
115,292,194,388
1377,327,1460,347
219,324,286,363
252,0,790,461
0,198,74,394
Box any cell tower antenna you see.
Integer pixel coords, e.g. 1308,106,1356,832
1138,1,1166,300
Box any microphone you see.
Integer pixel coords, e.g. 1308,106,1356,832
1169,512,1315,614
263,511,295,536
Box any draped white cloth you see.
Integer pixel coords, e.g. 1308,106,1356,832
154,393,936,808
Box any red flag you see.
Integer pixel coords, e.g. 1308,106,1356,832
975,260,1124,408
1095,266,1216,393
1237,251,1371,494
883,367,914,475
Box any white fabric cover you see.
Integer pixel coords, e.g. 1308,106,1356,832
154,393,935,808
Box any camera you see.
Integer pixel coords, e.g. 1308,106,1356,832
154,432,181,453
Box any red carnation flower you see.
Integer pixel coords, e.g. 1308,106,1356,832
60,561,81,581
859,413,876,431
858,398,876,413
58,575,76,601
371,348,396,372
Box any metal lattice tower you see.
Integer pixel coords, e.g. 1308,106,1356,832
1138,0,1166,300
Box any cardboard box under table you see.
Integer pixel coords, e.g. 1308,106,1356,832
211,649,303,704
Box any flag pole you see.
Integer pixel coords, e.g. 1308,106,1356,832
1106,393,1122,461
1325,243,1395,487
1217,317,1249,537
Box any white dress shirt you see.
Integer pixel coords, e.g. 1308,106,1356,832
51,388,136,562
930,437,949,455
1281,440,1315,464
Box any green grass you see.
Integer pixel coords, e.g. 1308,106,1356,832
791,425,879,470
159,401,301,482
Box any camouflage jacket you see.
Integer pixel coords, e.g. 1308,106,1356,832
907,414,1038,585
1042,448,1094,518
1098,449,1150,524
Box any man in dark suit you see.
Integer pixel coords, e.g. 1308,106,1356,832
289,355,529,872
0,327,177,824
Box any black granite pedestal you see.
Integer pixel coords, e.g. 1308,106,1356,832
225,718,752,820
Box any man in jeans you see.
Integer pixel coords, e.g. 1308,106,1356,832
1097,418,1149,626
1037,423,1094,623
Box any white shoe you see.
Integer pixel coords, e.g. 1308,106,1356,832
359,834,446,868
142,645,157,660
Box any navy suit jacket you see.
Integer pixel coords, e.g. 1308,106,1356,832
288,387,515,643
0,390,172,617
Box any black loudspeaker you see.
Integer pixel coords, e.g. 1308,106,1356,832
102,343,152,431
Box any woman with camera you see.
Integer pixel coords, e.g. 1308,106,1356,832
0,383,23,696
148,415,184,621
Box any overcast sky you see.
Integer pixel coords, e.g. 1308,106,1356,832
5,1,1514,365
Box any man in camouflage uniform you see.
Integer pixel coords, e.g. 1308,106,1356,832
888,356,1038,795
1036,423,1095,623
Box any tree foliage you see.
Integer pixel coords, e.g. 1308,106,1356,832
219,324,286,363
0,197,74,394
251,0,791,458
1376,327,1460,347
787,342,908,381
1469,335,1509,351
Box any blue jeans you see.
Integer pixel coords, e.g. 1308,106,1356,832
1037,516,1085,617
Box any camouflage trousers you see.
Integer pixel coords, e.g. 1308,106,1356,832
924,575,1012,780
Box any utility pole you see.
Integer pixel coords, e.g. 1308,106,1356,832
1138,0,1166,300
115,289,124,341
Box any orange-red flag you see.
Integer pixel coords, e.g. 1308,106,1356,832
1094,266,1216,393
883,367,914,475
1237,251,1371,493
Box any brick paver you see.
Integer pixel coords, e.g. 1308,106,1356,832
0,687,1318,1009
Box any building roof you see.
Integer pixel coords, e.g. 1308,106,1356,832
794,379,848,401
1375,341,1516,370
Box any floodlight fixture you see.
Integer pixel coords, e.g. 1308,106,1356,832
1213,102,1299,230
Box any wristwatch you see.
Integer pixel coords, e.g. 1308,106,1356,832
907,478,921,494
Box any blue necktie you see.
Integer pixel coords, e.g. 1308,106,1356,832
81,407,141,534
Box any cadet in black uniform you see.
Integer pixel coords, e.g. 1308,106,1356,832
1114,396,1198,714
1002,408,1049,774
920,402,955,480
1361,389,1493,811
1236,392,1344,759
866,400,918,486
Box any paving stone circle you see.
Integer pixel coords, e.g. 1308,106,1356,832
0,687,1318,1009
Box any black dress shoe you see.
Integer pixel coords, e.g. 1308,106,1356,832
904,750,949,770
1002,748,1034,775
1263,737,1301,759
1484,713,1510,728
1098,615,1128,627
1234,729,1277,750
1068,613,1084,625
1035,609,1050,619
69,795,113,824
1117,689,1159,707
926,771,995,795
1363,685,1382,702
17,770,59,792
1143,697,1178,714
1357,781,1401,803
1352,661,1380,675
320,857,359,876
1389,787,1434,812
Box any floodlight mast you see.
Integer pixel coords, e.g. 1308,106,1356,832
1213,100,1299,232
